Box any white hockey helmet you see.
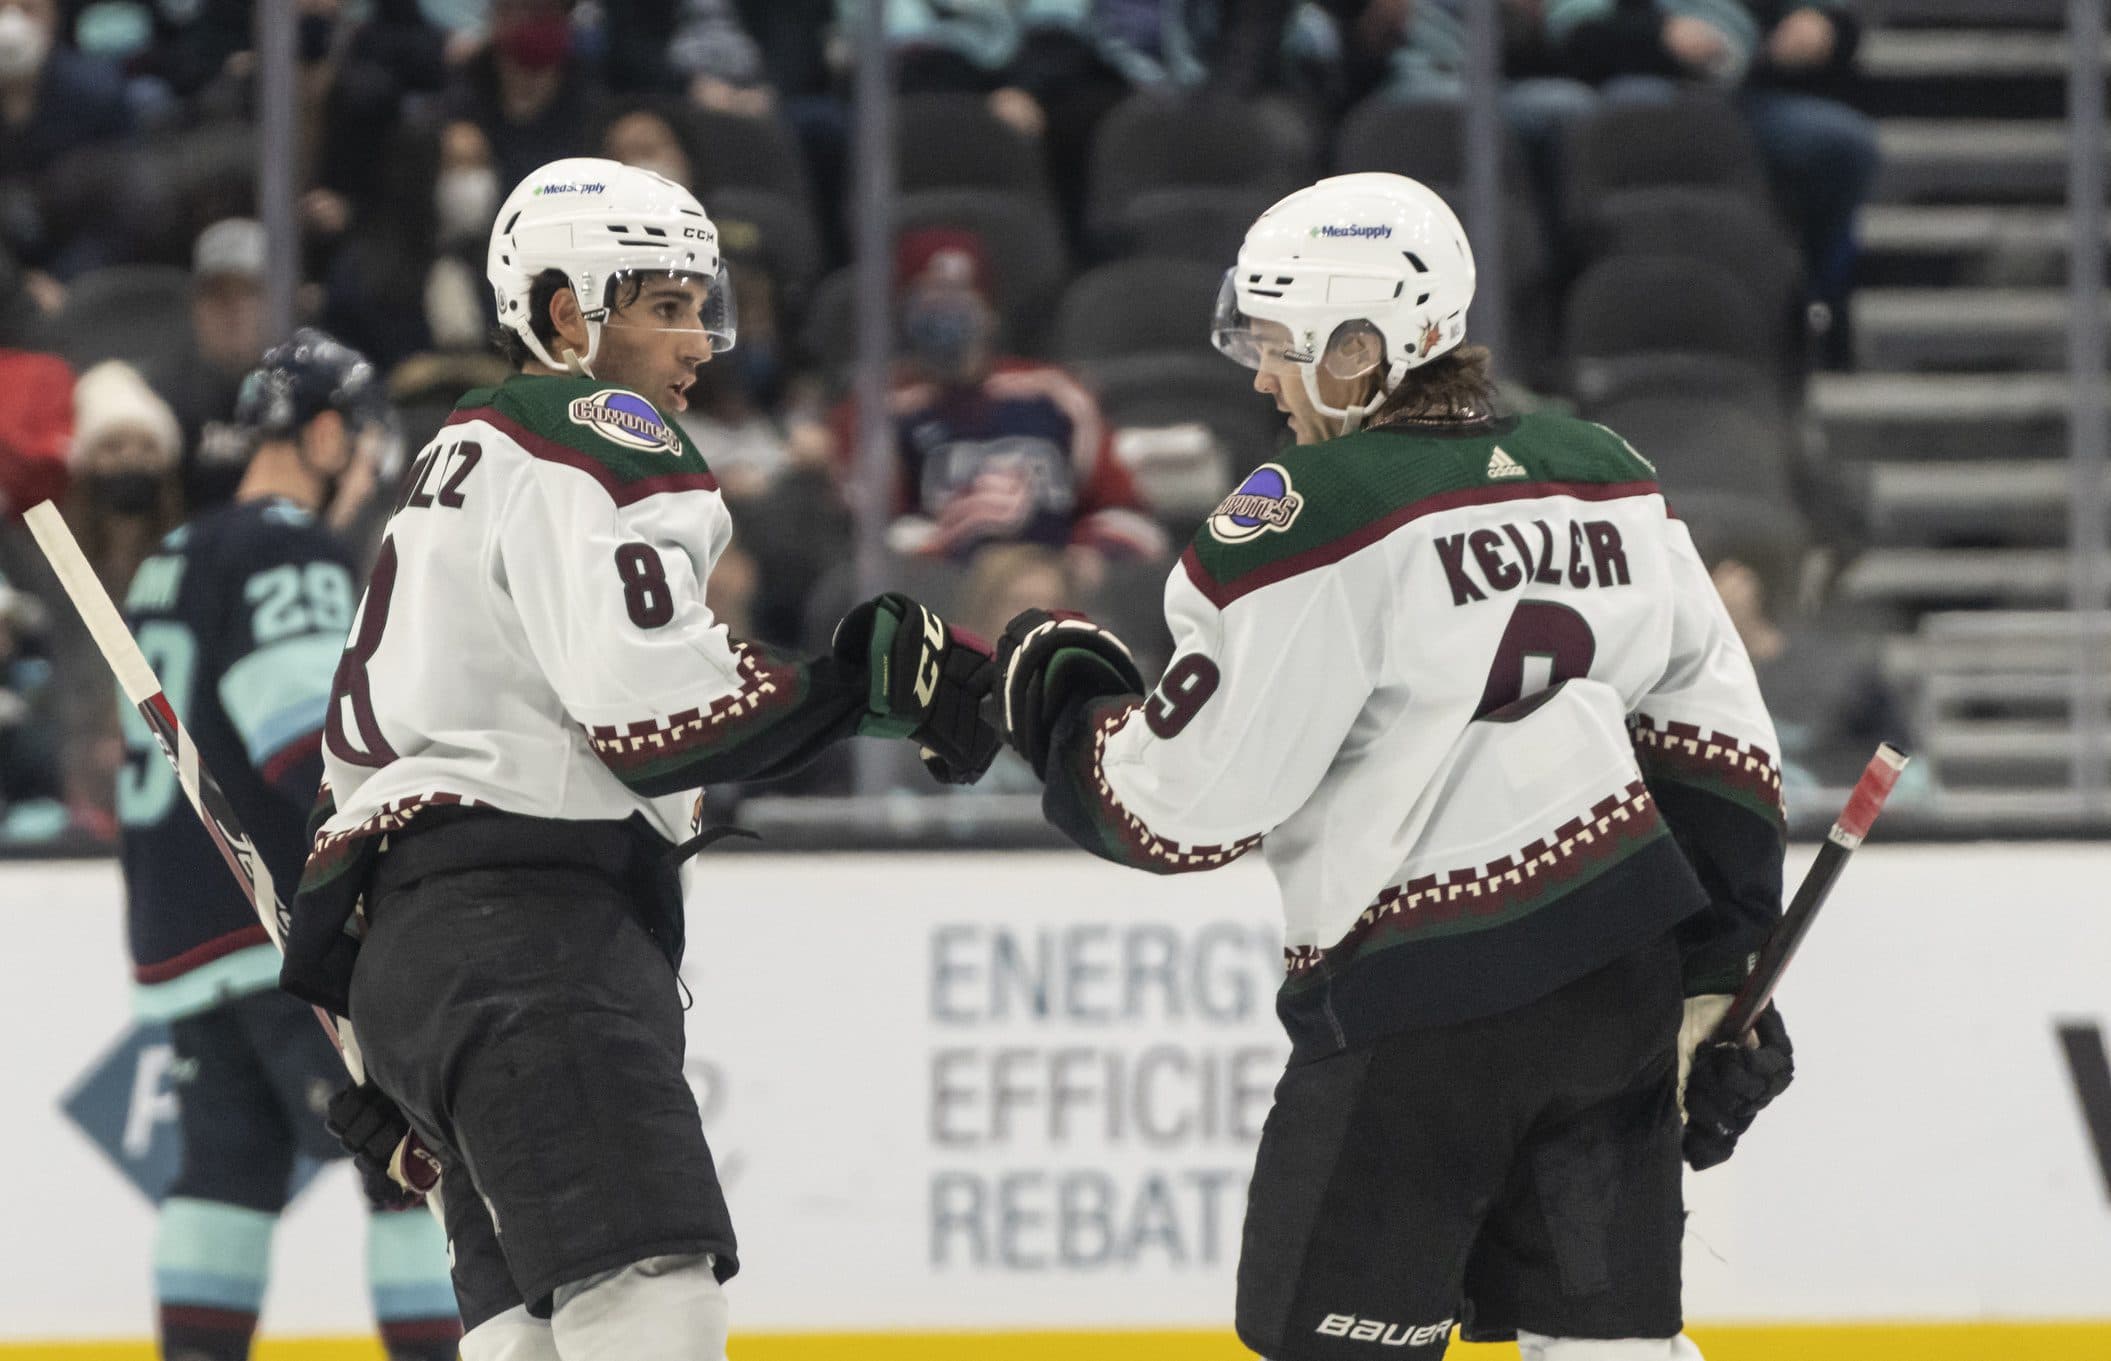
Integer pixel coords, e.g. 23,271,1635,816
487,156,736,373
1212,172,1476,432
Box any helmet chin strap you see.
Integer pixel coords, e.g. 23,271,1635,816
519,319,603,378
1298,359,1406,437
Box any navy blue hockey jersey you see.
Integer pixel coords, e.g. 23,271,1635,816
117,497,356,1020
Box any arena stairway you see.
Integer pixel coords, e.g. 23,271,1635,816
1822,0,2110,807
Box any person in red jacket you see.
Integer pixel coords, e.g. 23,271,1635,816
0,345,71,517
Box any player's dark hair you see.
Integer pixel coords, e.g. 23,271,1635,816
494,269,653,369
1369,344,1500,427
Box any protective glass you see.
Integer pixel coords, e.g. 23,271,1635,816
1210,270,1308,370
595,262,738,353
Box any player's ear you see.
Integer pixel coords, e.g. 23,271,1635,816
547,285,589,355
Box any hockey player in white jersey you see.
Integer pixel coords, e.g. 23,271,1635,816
279,158,998,1360
987,173,1795,1360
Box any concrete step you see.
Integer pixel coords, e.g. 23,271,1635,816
1852,286,2111,370
1857,28,2105,117
1864,458,2104,540
1863,29,2104,79
1837,547,2071,605
1876,121,2100,203
1860,0,2063,25
1858,205,2110,286
1924,720,2107,768
1813,372,2109,463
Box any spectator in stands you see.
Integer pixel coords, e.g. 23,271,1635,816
0,0,132,181
1343,0,1598,237
309,0,456,234
603,103,696,186
0,340,70,517
165,219,269,510
666,0,774,115
1683,496,1921,802
828,229,1168,583
123,0,251,101
843,0,1021,93
441,0,608,193
1544,0,1877,364
322,120,509,374
52,359,183,832
1005,1,1319,240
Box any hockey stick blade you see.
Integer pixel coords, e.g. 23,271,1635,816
1714,743,1910,1044
24,501,368,1082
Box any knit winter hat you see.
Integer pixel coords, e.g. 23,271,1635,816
70,361,182,470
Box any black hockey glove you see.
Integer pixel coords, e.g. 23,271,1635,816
986,608,1146,779
833,591,1001,785
1681,1005,1794,1171
326,1081,442,1210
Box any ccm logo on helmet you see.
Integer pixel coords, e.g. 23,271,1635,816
1315,1314,1455,1347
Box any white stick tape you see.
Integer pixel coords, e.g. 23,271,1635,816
23,501,162,705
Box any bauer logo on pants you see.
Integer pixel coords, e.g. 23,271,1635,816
569,389,678,453
1208,464,1304,543
1315,1313,1455,1347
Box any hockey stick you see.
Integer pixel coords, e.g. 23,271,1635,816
1712,743,1911,1044
24,501,368,1083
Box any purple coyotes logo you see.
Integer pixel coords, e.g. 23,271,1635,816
569,388,678,453
1208,463,1304,543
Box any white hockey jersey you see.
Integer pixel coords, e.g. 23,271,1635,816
1038,412,1786,1057
288,375,866,1002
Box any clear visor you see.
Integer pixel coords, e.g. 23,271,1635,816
593,262,738,353
1209,270,1386,382
1210,270,1305,370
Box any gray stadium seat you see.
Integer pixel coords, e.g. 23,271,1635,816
1083,352,1284,485
1563,255,1783,388
1051,258,1227,364
1583,187,1806,372
896,93,1053,201
1086,92,1315,257
681,106,812,209
1588,392,1797,504
1572,351,1785,422
707,186,826,316
1561,96,1770,232
1332,96,1529,195
52,265,194,375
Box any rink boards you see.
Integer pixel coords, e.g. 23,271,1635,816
4,845,2108,1354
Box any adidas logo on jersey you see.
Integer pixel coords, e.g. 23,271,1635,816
1486,447,1526,480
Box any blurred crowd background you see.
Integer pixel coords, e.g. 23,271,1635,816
0,0,2100,848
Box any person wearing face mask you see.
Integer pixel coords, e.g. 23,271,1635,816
826,229,1168,590
108,329,462,1361
440,0,608,195
0,0,132,183
39,360,183,833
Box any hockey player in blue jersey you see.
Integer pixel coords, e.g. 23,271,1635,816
115,330,460,1361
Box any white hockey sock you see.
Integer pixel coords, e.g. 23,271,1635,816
1517,1332,1704,1361
550,1253,728,1360
460,1304,561,1361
